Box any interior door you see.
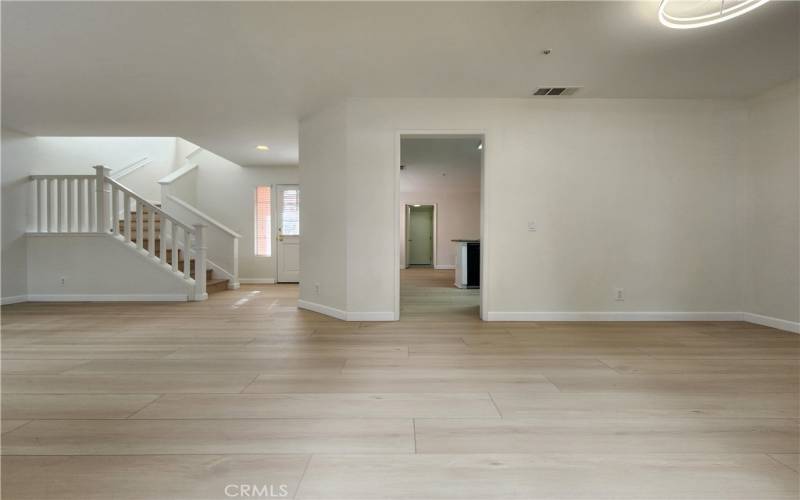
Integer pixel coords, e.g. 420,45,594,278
408,205,433,265
276,185,300,283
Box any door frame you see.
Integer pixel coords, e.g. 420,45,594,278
394,130,487,321
404,203,437,268
274,183,300,283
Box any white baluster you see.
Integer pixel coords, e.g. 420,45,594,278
160,218,168,265
67,178,74,232
36,179,43,232
88,179,96,232
111,187,118,235
171,223,179,272
94,166,110,233
148,208,156,254
136,201,144,250
232,237,239,289
55,178,62,232
193,224,207,300
123,193,131,241
79,178,87,232
183,227,191,279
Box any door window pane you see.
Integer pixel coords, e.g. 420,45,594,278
281,189,300,236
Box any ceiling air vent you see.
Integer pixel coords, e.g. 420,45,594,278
532,87,581,97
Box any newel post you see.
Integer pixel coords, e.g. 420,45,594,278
94,165,111,233
193,224,208,301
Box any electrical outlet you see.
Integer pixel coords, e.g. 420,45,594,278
59,276,66,286
527,221,537,232
615,288,624,301
314,282,320,295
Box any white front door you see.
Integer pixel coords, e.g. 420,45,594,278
276,185,300,283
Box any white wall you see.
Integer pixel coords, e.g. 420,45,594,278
1,129,37,302
400,192,480,268
192,149,298,283
302,97,762,320
26,234,191,300
29,136,178,201
740,80,800,325
298,102,348,313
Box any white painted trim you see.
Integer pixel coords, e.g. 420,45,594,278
743,312,800,334
239,278,276,284
1,295,28,305
27,232,106,238
298,299,346,320
158,163,198,185
166,195,242,238
26,294,188,302
298,300,393,322
485,311,743,322
346,311,395,321
110,157,151,180
434,264,455,270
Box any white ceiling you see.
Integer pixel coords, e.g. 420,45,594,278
401,137,482,193
3,1,798,167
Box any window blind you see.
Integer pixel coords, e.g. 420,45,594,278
255,186,271,256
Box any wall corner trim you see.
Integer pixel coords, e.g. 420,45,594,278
297,300,394,322
742,312,800,334
1,295,28,305
298,299,347,320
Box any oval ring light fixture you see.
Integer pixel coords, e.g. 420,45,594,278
659,0,770,29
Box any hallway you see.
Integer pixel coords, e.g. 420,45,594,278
400,267,480,320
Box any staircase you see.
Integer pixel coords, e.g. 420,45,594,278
123,206,229,294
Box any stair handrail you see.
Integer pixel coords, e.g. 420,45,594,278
105,177,194,233
26,167,208,301
102,167,207,300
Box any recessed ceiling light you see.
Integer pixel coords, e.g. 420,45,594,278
255,145,270,151
658,0,770,29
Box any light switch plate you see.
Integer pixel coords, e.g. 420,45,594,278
528,221,537,232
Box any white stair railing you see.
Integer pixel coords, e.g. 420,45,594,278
28,166,207,301
29,174,97,233
159,158,240,289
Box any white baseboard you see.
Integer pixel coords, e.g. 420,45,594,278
26,294,188,302
346,311,395,321
434,264,455,270
239,278,276,284
297,300,394,322
484,310,799,334
298,299,347,320
484,311,742,322
1,295,28,305
742,312,800,334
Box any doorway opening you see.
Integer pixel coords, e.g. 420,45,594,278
405,204,436,267
396,133,485,320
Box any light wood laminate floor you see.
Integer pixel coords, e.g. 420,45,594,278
1,268,798,499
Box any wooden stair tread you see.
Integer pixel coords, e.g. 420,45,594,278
116,209,227,294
